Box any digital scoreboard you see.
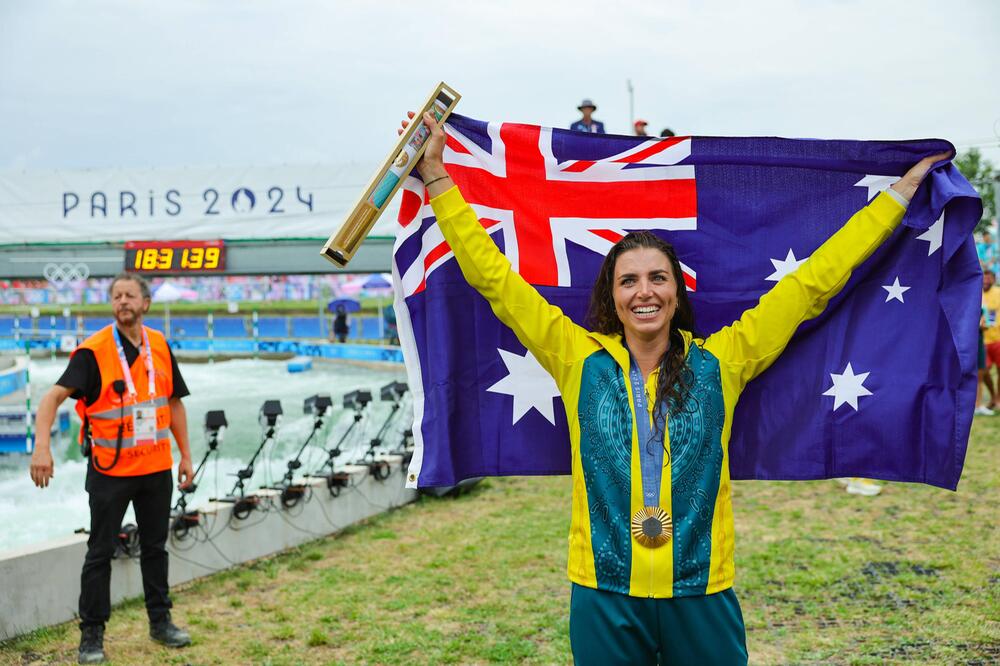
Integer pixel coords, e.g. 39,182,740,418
124,240,226,274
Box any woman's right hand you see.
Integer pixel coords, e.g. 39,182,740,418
29,445,54,489
399,111,449,182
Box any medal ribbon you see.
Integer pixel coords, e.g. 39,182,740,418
112,326,156,400
628,355,667,507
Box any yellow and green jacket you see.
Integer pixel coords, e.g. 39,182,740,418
430,186,905,598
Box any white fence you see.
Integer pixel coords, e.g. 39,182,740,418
0,455,417,640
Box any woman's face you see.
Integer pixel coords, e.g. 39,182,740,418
612,247,678,341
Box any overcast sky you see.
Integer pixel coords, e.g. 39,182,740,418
1,0,998,176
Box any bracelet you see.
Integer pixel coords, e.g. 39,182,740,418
423,175,450,188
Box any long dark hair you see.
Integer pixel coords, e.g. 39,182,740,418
586,231,697,415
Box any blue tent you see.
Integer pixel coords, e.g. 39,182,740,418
362,274,391,290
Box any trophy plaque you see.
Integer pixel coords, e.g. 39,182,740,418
321,82,461,267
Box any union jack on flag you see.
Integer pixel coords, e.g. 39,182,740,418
393,113,980,491
395,116,699,296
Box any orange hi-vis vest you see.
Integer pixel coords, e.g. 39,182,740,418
74,325,174,477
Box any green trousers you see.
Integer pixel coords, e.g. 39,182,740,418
569,584,748,665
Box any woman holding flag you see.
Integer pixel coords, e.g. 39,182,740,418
401,111,947,665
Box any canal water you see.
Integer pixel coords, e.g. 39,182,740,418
0,357,408,551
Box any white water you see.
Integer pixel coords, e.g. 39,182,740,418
0,358,408,552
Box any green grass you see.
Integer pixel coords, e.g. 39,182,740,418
2,418,998,664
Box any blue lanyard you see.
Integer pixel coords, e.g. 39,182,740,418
112,326,156,400
628,356,667,506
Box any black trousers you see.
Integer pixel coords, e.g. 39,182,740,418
79,466,173,629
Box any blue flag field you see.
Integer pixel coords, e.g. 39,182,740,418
392,113,982,491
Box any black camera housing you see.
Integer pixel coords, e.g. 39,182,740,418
304,394,334,416
380,381,408,402
259,400,283,427
343,389,373,410
205,410,228,431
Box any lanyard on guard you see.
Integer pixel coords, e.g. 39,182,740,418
112,326,156,401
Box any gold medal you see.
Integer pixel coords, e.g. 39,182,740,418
631,506,673,548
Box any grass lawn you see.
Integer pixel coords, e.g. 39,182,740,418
2,418,997,665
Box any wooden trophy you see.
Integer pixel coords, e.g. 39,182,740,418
321,82,461,267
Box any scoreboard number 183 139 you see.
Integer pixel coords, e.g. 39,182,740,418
124,240,226,274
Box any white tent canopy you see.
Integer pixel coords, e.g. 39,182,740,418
153,281,199,302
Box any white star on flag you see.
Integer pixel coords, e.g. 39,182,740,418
823,362,873,411
882,277,911,303
855,175,901,201
486,348,561,425
916,213,944,256
766,249,806,282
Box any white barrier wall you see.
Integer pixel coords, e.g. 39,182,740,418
0,456,417,640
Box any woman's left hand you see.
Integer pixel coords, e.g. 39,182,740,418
890,150,953,201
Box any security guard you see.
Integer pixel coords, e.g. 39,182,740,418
30,273,194,664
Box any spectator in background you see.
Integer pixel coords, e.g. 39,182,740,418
384,303,399,345
570,99,605,134
977,231,998,273
333,304,349,343
976,299,995,416
660,128,676,138
982,270,1000,410
633,119,649,136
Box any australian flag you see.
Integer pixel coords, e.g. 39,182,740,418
392,113,981,491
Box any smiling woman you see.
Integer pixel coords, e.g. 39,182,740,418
399,110,949,664
588,232,694,416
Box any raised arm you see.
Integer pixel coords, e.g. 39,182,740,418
401,112,597,387
704,152,950,392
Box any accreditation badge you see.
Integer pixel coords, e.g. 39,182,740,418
133,407,157,445
631,506,673,548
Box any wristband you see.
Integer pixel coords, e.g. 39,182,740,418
885,187,910,209
423,175,450,188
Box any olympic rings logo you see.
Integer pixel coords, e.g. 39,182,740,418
43,262,90,285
